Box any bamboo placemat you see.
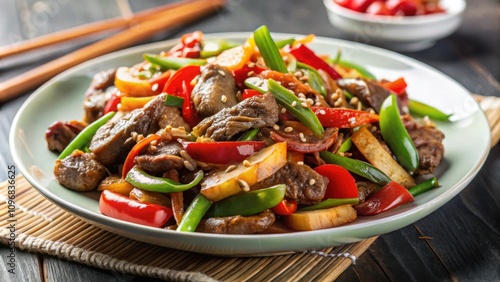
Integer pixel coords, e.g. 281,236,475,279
1,95,498,282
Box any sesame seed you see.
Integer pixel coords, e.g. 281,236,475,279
334,100,342,107
221,95,228,103
247,71,254,76
288,82,297,87
348,117,356,124
331,93,339,101
183,160,196,171
284,127,293,132
273,124,280,131
218,70,226,76
281,107,287,114
297,161,304,165
301,102,308,108
248,62,255,67
150,140,158,146
294,71,303,77
319,109,326,115
350,97,359,105
225,165,237,173
243,160,251,167
291,101,297,107
298,93,306,99
151,83,159,92
300,138,307,142
302,75,309,80
306,98,315,105
299,133,305,138
238,179,250,192
309,179,316,185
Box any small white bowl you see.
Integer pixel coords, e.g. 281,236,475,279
323,0,466,52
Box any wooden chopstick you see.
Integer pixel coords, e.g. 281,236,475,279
0,0,226,103
0,0,191,59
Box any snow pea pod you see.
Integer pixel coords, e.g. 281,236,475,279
126,166,204,193
380,94,419,172
409,99,451,121
204,184,286,218
177,194,212,232
143,53,205,70
58,111,115,159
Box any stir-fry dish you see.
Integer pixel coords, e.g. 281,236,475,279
46,26,449,234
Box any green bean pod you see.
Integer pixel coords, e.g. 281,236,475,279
379,94,419,172
177,194,212,232
409,177,439,197
409,99,451,121
320,151,391,186
299,198,359,212
58,111,116,159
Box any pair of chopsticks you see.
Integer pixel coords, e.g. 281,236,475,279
0,0,226,103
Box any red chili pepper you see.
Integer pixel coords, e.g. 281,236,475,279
354,181,414,216
231,64,266,89
288,44,341,80
103,92,121,115
182,141,266,164
148,70,172,94
311,107,379,128
272,198,297,215
99,190,173,228
163,65,202,127
241,89,262,100
122,134,161,178
168,31,203,58
314,164,358,199
381,77,407,95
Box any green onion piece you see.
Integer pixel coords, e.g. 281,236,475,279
409,177,439,197
143,53,205,70
299,198,359,212
409,100,452,121
320,151,391,186
244,77,268,93
177,194,212,232
238,128,259,141
253,25,288,73
338,137,352,153
58,111,116,159
164,94,185,108
274,38,295,49
297,62,327,96
268,79,324,137
200,39,239,58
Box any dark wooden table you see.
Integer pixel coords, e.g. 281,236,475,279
1,0,498,281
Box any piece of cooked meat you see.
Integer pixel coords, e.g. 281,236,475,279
197,210,275,234
251,161,328,205
191,64,238,118
54,150,108,191
192,93,280,140
356,181,378,203
135,140,184,174
337,78,393,113
83,69,116,123
89,94,187,166
402,115,445,174
45,120,86,153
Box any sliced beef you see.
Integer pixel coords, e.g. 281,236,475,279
196,210,275,234
191,64,238,118
252,161,328,205
83,69,116,123
89,94,185,166
402,115,445,174
54,150,108,191
269,126,339,153
192,93,279,140
337,78,392,113
135,140,184,174
45,120,86,153
356,181,378,203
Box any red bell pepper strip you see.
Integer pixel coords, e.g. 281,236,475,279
148,70,172,94
182,141,266,164
122,134,161,178
163,65,202,127
232,64,266,89
241,89,262,100
271,198,297,215
354,181,413,216
103,92,121,115
168,31,203,58
288,44,342,80
314,164,358,199
99,190,173,228
311,107,379,128
381,77,407,95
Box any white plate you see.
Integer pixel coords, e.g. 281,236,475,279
10,33,490,256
